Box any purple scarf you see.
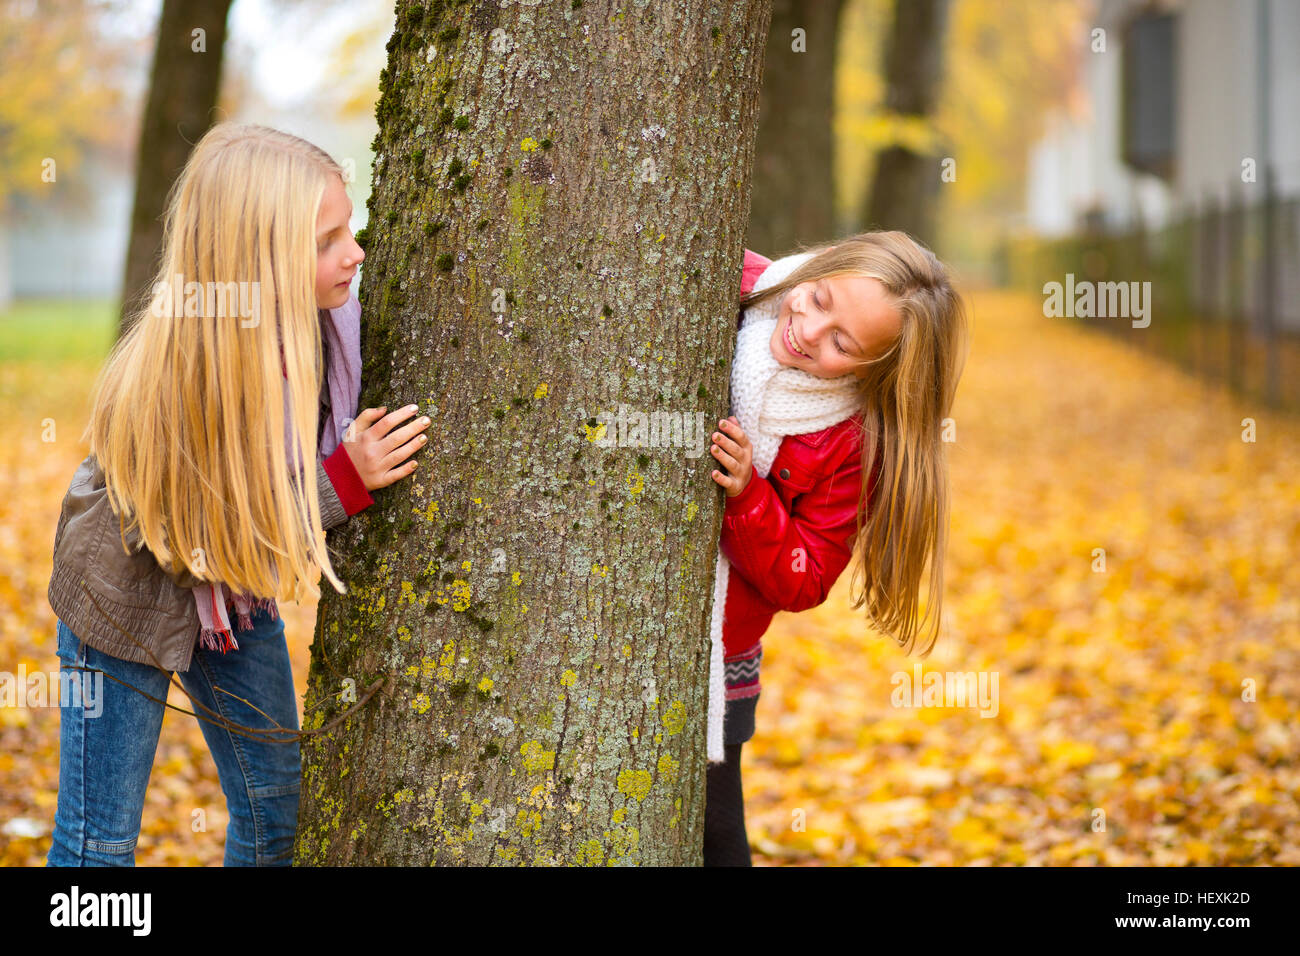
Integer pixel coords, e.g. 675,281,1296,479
194,293,362,652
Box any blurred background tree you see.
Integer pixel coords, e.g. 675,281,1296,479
116,0,233,339
835,0,1086,274
114,0,368,340
861,0,952,248
745,0,849,256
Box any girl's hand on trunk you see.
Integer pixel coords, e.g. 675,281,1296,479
342,405,430,490
709,416,752,497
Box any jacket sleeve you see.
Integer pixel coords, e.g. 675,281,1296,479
718,441,866,614
316,458,352,530
321,444,374,518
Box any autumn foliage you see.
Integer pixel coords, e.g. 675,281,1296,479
2,289,1297,865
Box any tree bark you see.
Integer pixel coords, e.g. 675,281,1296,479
862,0,951,246
295,0,772,866
116,0,233,340
746,0,846,256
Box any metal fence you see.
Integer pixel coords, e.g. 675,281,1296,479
1000,169,1300,414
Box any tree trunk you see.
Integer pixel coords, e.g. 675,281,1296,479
116,0,232,340
862,0,951,246
746,0,846,256
295,0,772,866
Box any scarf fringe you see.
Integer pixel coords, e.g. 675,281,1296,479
253,596,279,621
199,624,240,653
196,593,279,655
236,595,280,632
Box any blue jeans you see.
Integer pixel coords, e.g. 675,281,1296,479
46,608,301,866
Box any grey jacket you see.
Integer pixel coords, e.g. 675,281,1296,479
47,455,350,673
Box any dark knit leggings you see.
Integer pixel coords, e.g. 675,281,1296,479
703,742,752,866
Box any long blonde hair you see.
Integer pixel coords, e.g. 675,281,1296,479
87,122,347,601
739,230,970,657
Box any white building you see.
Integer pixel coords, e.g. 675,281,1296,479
1026,0,1300,236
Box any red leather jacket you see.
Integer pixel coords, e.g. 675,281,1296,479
718,250,879,657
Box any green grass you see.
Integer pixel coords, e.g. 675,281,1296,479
0,297,117,363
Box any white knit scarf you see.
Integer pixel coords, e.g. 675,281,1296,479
706,251,861,762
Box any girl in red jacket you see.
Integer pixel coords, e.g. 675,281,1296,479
703,231,969,865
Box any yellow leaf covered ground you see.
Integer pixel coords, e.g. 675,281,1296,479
1,288,1297,865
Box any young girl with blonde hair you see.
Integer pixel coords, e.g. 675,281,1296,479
703,231,969,865
45,123,428,866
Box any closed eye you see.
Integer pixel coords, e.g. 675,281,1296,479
813,291,849,355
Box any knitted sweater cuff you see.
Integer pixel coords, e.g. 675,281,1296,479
322,444,374,516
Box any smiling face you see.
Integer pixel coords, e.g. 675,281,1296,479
768,270,903,379
314,174,364,310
